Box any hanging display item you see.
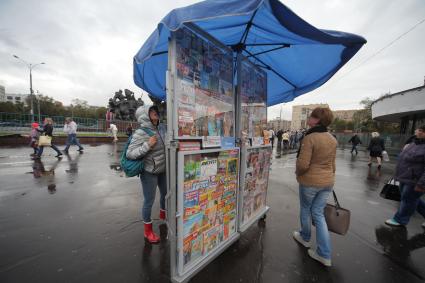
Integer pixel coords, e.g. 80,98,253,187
173,27,235,145
240,146,272,227
178,148,239,272
239,58,267,145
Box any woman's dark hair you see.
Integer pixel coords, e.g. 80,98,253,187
310,107,334,127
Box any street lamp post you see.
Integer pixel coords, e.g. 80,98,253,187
13,55,45,122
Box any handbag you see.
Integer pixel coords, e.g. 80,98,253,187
324,191,351,235
382,150,390,162
380,177,400,201
38,135,52,146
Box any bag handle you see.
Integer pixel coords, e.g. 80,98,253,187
332,190,341,209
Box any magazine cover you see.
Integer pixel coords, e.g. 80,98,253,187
241,146,272,223
174,27,234,139
181,149,239,269
239,58,267,141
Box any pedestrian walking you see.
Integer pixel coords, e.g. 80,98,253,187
126,124,134,137
276,129,283,152
348,133,362,155
29,122,40,156
109,123,118,142
126,105,166,244
270,129,275,149
367,132,385,169
385,125,425,229
282,131,289,150
63,117,84,153
293,107,337,267
35,118,63,159
289,131,296,149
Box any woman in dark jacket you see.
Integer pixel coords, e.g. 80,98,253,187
367,132,385,169
35,118,63,159
385,125,425,228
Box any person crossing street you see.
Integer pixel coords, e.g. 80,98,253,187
63,117,84,153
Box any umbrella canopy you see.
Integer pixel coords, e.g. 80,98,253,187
134,0,366,106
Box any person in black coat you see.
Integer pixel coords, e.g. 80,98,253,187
348,133,362,155
35,118,63,159
367,131,385,169
385,125,425,228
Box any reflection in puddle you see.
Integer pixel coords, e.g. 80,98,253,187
31,159,60,193
375,225,425,278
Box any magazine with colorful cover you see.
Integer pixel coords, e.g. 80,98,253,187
180,149,239,269
241,146,272,224
174,27,234,140
238,58,267,142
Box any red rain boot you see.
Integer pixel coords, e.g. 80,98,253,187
159,209,166,220
144,222,160,244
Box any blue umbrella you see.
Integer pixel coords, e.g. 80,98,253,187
133,0,366,106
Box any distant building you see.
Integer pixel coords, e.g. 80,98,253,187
333,110,358,122
5,93,29,105
267,118,291,131
371,82,425,135
291,103,329,130
0,85,5,102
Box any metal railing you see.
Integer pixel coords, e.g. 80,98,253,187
0,112,138,135
334,132,411,156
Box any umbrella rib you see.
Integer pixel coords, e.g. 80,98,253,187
245,42,291,46
239,8,259,45
151,51,168,57
246,45,290,58
242,49,296,88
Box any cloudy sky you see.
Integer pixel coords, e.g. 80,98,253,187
1,0,424,120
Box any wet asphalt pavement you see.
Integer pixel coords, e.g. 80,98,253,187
0,143,424,283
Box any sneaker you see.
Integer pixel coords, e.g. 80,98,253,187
308,249,332,267
78,148,84,152
292,231,311,248
385,218,402,227
55,153,63,158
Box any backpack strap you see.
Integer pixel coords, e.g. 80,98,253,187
140,127,155,137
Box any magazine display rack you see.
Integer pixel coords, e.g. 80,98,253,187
166,23,269,283
236,54,271,232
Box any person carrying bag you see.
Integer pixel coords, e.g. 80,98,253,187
293,107,337,267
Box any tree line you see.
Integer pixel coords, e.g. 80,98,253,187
0,95,107,119
330,97,399,134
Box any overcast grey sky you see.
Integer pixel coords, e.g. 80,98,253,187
1,0,424,120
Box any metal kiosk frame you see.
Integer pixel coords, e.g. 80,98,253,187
165,23,270,283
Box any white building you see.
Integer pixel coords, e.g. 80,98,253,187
291,103,329,130
0,85,5,102
371,83,425,135
5,93,29,105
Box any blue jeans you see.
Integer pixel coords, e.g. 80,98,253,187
393,182,425,225
351,144,358,154
299,184,332,259
37,143,62,157
140,171,167,222
64,134,83,151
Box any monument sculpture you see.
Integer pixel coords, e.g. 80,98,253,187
108,89,145,121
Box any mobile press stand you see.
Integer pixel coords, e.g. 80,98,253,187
165,23,271,283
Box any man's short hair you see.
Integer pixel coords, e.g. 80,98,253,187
310,107,334,127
